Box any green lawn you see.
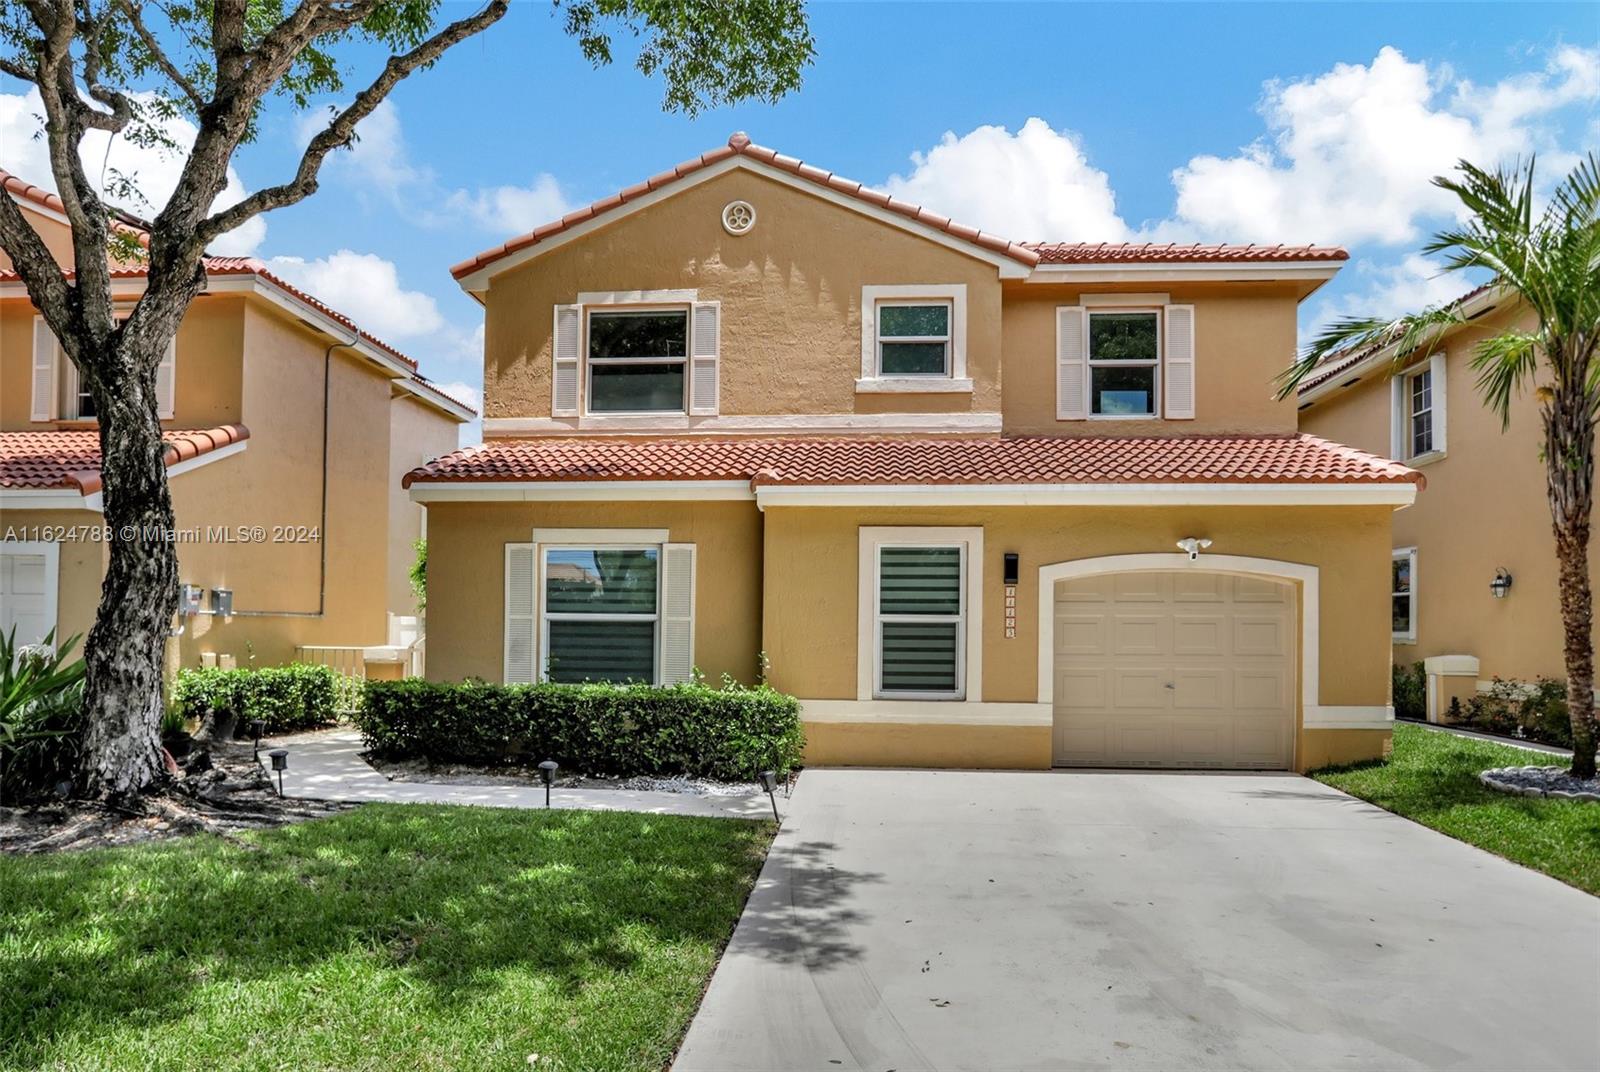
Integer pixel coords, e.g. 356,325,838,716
0,804,773,1072
1313,722,1600,895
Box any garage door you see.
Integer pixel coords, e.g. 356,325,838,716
0,548,54,648
1052,571,1295,769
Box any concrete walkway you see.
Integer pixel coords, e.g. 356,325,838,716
675,768,1600,1072
255,728,782,820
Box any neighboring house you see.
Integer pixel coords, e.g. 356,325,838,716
407,133,1421,772
0,171,473,676
1298,283,1585,720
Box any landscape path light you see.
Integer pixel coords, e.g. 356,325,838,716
268,749,289,797
538,760,559,808
758,770,781,822
248,719,267,759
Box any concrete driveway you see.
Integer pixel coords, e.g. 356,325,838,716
674,769,1600,1071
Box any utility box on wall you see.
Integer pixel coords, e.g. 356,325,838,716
179,585,204,616
211,588,233,617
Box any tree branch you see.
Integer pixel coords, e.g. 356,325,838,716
0,184,75,345
194,0,509,247
76,3,134,134
115,0,205,111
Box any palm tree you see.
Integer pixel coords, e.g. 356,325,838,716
1280,154,1600,779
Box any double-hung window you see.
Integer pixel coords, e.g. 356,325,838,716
586,309,688,413
877,301,951,377
1408,369,1434,457
1392,547,1417,643
1088,310,1161,417
541,546,659,682
876,545,965,698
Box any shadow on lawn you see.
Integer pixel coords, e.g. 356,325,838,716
0,804,775,1061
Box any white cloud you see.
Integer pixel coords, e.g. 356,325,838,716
0,87,266,255
881,117,1129,242
431,380,481,411
443,175,575,232
298,99,575,233
265,250,443,340
1303,253,1480,339
1168,45,1599,246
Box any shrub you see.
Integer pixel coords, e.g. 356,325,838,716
173,664,339,736
1392,662,1426,722
355,679,805,781
1,628,86,801
1462,676,1573,748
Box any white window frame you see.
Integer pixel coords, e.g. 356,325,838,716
34,311,174,422
538,542,663,684
1408,368,1433,457
1392,546,1418,644
1390,355,1447,465
857,284,970,392
583,304,691,417
1086,307,1162,420
0,540,60,651
857,526,984,702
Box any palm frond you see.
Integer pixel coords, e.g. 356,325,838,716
1469,329,1541,429
1276,306,1463,400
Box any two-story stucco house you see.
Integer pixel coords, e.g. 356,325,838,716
1298,283,1589,721
407,133,1421,772
0,171,473,675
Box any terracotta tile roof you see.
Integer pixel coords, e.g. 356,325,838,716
404,434,1419,489
1,169,152,240
1297,280,1500,395
0,424,249,494
450,134,1351,283
1025,242,1348,264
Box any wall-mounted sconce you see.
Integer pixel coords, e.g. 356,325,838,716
1490,568,1513,599
1003,553,1019,585
1176,537,1213,561
211,587,233,617
1002,553,1019,639
179,584,204,616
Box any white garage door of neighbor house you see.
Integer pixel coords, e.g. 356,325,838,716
1,549,55,648
1052,571,1296,769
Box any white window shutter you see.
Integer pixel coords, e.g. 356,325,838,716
155,337,177,419
503,543,537,684
551,304,581,417
1055,306,1087,420
659,543,696,684
689,301,720,415
1389,377,1405,460
1429,352,1447,454
31,317,56,421
1163,304,1196,420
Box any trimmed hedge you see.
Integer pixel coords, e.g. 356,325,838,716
356,679,805,780
173,664,340,735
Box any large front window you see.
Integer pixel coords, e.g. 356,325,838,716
876,545,965,698
587,309,687,413
542,547,659,682
1088,310,1160,417
1392,548,1417,643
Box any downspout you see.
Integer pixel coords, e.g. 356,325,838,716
227,325,360,618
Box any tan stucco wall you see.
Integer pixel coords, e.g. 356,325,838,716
805,723,1051,770
386,393,460,615
480,169,1006,420
1001,282,1303,436
761,504,1394,771
0,205,77,273
423,500,764,685
1,292,245,431
1300,300,1592,683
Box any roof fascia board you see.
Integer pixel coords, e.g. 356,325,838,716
166,439,247,479
753,482,1416,508
394,377,476,422
1298,285,1505,406
408,479,755,504
203,275,415,379
0,488,102,511
1024,263,1342,283
454,156,1029,293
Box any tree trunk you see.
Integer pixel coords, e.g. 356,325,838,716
77,348,180,799
1545,372,1598,780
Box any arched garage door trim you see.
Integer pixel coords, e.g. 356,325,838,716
1035,553,1318,721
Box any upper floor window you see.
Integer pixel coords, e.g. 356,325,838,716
877,302,951,377
1088,310,1160,417
586,309,688,414
1389,355,1446,464
1408,368,1433,456
857,284,970,393
31,314,175,422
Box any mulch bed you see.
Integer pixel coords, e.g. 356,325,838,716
1,738,353,855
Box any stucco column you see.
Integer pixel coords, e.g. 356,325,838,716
1423,655,1480,723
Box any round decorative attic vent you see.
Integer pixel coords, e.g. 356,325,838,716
721,200,756,235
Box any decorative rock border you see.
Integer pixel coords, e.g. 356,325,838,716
1479,765,1600,802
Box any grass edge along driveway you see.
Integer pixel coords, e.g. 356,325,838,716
0,803,773,1072
1313,722,1600,896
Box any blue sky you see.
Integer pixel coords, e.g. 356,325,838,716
3,2,1597,441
